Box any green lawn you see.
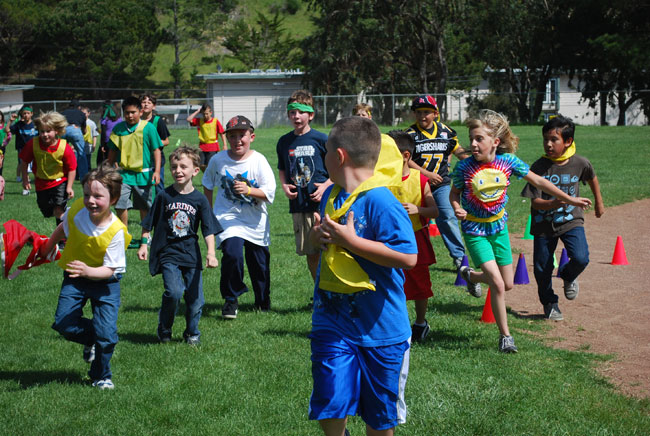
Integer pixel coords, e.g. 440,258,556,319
1,124,649,435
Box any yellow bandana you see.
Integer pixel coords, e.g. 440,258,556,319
318,135,402,294
543,141,576,162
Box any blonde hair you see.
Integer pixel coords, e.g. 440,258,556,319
34,111,68,136
466,109,519,154
353,103,372,117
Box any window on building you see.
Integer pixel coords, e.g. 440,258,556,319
544,78,559,104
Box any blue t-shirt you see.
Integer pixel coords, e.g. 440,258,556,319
276,129,329,213
451,153,529,236
311,185,417,347
10,120,37,151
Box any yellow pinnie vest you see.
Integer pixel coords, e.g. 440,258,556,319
109,120,147,172
198,118,218,144
318,135,403,294
33,138,66,180
396,169,424,232
58,199,131,269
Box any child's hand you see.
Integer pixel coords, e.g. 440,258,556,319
137,245,148,260
282,182,297,199
310,182,329,202
232,180,249,196
426,172,443,186
402,202,418,215
595,202,605,218
9,113,17,122
22,180,31,191
66,186,74,199
65,260,90,278
569,196,592,210
320,211,357,249
206,253,218,268
152,171,161,185
454,207,467,220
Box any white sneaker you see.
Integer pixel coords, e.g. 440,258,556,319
22,189,30,196
92,379,114,390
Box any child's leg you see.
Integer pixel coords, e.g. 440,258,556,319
159,263,186,338
88,277,121,381
182,267,204,338
366,425,395,436
244,240,271,310
414,300,428,325
319,418,348,436
220,237,248,302
533,235,560,305
558,227,590,283
52,276,94,345
470,260,512,336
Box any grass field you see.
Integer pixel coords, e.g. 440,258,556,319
1,124,649,435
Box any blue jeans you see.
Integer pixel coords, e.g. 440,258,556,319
432,183,465,260
220,237,270,309
62,125,88,180
159,263,204,339
533,226,590,305
52,273,121,381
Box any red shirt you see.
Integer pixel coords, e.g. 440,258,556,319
19,138,77,191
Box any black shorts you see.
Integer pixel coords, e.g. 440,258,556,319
37,183,68,218
200,151,217,167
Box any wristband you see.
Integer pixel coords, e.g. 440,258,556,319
141,236,148,245
247,186,251,196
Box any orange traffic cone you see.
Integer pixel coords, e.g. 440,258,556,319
611,235,629,265
428,220,440,237
480,288,496,323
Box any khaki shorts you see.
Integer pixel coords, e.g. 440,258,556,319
292,212,320,256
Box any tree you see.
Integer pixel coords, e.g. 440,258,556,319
41,0,161,99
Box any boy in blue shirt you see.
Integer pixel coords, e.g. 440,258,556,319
7,106,38,185
309,117,417,435
276,90,330,282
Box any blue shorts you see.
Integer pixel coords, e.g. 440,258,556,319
309,329,410,431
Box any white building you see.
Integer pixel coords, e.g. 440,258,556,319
0,85,35,114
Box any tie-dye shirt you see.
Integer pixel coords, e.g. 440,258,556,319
451,153,529,236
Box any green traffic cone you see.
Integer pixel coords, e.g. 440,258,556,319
522,215,534,240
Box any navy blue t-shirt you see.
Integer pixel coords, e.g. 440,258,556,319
141,185,222,275
276,128,329,213
10,120,37,151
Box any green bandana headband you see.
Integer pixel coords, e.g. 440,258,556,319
21,106,33,113
287,102,314,113
102,103,117,119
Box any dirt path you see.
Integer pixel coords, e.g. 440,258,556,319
505,199,650,398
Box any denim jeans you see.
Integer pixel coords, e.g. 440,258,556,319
62,125,88,180
220,237,270,309
432,183,465,260
52,273,121,381
533,226,590,305
159,263,204,339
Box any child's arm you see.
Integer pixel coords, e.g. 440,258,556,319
137,230,150,260
39,223,66,259
203,187,214,209
204,234,218,268
187,108,201,123
278,169,297,200
233,180,268,202
5,114,16,133
21,161,30,191
524,172,592,210
310,179,333,203
403,182,438,219
152,148,161,185
65,170,76,199
588,175,605,218
450,185,467,220
319,211,417,269
65,260,116,280
219,132,227,151
408,159,443,185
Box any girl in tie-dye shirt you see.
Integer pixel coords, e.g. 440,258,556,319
450,110,592,354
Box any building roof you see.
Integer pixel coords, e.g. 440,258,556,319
198,69,304,81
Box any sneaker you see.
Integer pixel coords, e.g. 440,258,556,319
16,176,22,182
411,320,431,343
564,279,579,300
185,334,201,345
157,326,171,343
344,429,350,436
453,257,464,270
92,379,114,390
498,335,518,353
83,344,95,363
543,303,563,321
222,300,238,319
22,189,30,196
460,266,482,298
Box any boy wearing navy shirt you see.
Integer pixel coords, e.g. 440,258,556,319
277,90,330,282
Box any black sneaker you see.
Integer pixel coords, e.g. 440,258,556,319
411,321,431,343
460,266,482,298
222,300,238,319
157,325,171,343
543,303,563,321
498,335,518,353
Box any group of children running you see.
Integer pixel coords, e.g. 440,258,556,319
2,91,603,436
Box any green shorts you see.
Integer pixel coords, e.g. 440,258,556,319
463,227,513,267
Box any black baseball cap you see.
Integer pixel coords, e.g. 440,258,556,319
225,115,255,132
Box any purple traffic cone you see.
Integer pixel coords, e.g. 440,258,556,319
557,248,569,277
454,255,469,286
514,253,529,285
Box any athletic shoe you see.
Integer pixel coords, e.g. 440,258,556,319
222,300,238,319
344,429,350,436
460,266,482,298
92,379,114,390
185,334,201,345
498,335,518,353
411,320,431,343
564,279,579,300
453,257,464,270
16,176,22,182
83,344,95,363
22,189,30,196
543,303,563,321
157,326,171,343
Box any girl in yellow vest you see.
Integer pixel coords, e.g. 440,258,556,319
39,165,131,390
18,112,77,226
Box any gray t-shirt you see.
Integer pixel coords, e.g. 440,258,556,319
521,154,595,237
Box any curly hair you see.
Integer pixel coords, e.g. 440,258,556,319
466,109,519,154
34,111,68,137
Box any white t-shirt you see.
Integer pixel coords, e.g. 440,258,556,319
62,207,126,273
202,150,276,246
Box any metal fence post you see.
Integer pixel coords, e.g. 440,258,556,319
392,94,396,126
323,96,327,126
